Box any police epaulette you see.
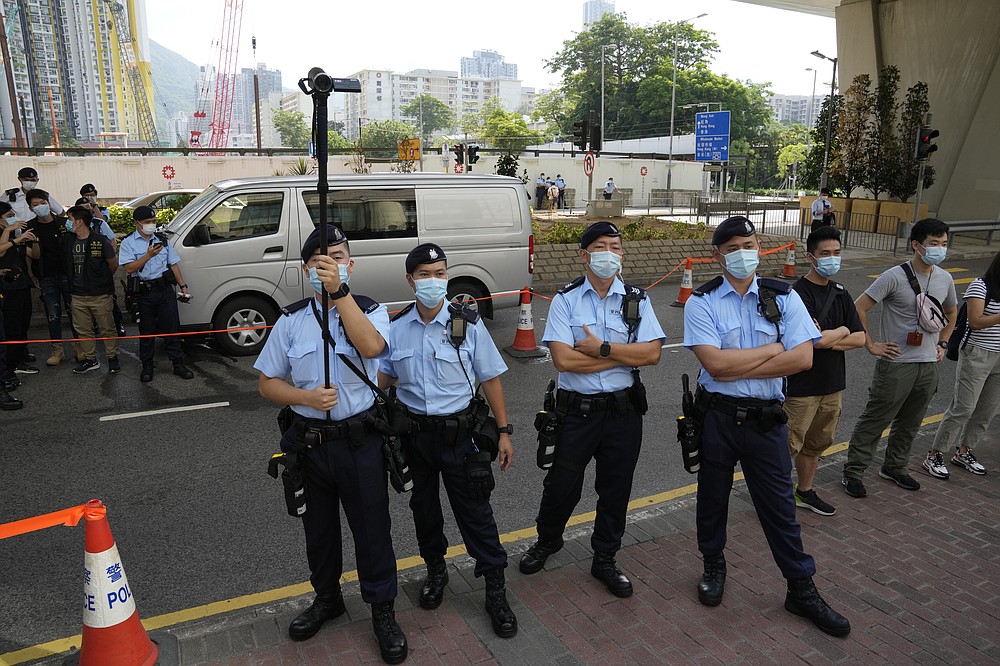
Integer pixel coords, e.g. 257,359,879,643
757,277,793,294
622,283,647,300
391,302,415,322
281,298,312,316
692,276,723,296
5,187,18,201
557,276,586,294
353,294,380,315
448,301,480,324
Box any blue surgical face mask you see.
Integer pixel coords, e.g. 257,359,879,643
724,248,759,279
308,263,350,295
32,204,50,218
65,220,75,233
4,215,16,226
587,250,622,279
921,244,947,266
338,263,350,284
813,255,841,277
414,277,449,308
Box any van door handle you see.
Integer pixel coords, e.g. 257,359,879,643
264,245,283,254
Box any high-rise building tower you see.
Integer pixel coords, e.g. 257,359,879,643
460,50,517,80
583,0,615,28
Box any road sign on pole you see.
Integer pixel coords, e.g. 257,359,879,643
695,111,731,162
583,151,595,177
640,166,648,177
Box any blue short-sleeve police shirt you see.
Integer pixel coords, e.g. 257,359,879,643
118,231,180,279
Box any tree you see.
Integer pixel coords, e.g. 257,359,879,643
831,74,872,197
400,94,455,136
360,119,417,159
801,94,841,192
530,88,575,139
482,106,543,155
272,109,309,148
327,120,346,136
862,65,900,199
889,80,935,201
327,130,352,150
34,125,80,148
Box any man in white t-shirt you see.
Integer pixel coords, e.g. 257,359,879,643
810,188,834,232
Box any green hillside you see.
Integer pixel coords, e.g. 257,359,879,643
149,40,199,146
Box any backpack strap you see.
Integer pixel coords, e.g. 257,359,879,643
900,261,921,295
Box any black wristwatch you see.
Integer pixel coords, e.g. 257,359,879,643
498,424,513,436
599,341,611,357
937,340,948,349
330,282,350,300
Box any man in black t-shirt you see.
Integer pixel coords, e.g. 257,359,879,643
784,227,866,516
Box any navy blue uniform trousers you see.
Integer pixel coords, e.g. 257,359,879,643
697,408,816,580
137,284,183,363
282,425,398,604
535,404,642,554
407,430,506,577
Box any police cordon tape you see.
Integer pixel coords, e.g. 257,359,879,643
0,244,793,347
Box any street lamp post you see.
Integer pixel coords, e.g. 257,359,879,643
805,67,817,148
667,13,708,193
600,44,615,152
811,50,838,191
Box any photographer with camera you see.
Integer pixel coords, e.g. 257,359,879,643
118,206,193,382
75,194,125,336
0,201,38,385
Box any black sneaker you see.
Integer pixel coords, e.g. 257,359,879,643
14,363,39,375
0,372,20,390
173,363,194,380
795,487,837,516
107,357,120,374
842,476,867,498
72,358,101,374
25,352,36,363
878,467,921,490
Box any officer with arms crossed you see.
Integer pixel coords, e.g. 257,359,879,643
378,243,517,638
255,226,407,664
683,216,850,637
519,221,664,597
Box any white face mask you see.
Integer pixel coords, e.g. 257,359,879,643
141,223,156,235
20,180,37,190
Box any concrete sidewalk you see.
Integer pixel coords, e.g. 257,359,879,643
142,444,1000,666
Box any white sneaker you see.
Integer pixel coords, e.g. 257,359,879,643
922,451,950,479
952,450,987,475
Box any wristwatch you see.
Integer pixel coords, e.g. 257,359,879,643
937,340,948,349
330,282,350,300
600,341,611,357
498,424,513,436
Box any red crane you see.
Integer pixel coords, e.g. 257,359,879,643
190,0,244,150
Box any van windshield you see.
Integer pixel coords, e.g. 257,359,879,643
166,185,219,232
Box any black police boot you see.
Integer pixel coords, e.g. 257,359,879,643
418,558,448,610
371,601,408,664
0,387,23,411
785,577,851,637
518,537,564,575
484,567,518,638
288,591,346,641
140,363,154,383
173,362,194,379
591,552,633,598
697,553,726,606
0,372,20,391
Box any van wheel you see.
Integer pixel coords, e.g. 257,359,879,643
448,279,492,319
212,296,277,356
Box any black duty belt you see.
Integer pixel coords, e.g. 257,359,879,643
696,389,785,426
139,277,170,290
410,402,474,436
556,388,630,415
292,407,376,446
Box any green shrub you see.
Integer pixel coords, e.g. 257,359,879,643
108,205,178,234
620,218,665,241
543,220,584,245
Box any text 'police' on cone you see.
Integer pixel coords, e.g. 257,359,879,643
504,286,546,358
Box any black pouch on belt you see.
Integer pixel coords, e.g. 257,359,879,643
267,452,308,518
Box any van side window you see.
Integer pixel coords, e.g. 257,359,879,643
302,189,417,240
198,192,284,242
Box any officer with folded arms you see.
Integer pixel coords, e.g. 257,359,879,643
683,216,850,637
378,243,517,638
519,221,664,598
254,225,407,664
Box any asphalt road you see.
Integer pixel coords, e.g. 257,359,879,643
0,252,992,656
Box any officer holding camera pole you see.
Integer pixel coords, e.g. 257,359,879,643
118,205,193,382
519,221,664,598
683,216,850,637
378,242,517,639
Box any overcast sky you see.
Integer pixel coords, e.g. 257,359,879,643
146,0,837,99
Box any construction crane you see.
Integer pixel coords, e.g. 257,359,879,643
105,1,159,146
190,0,244,150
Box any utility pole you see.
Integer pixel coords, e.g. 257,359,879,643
252,37,262,155
0,12,24,149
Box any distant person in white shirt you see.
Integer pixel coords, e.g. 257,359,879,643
602,178,618,201
810,188,834,232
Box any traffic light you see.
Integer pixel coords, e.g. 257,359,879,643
572,119,589,152
915,127,939,160
589,124,602,152
453,144,464,165
467,145,480,164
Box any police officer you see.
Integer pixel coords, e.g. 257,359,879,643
254,225,407,664
377,243,517,638
6,166,63,222
118,206,193,382
519,221,665,597
683,216,850,637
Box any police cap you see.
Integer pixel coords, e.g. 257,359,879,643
300,224,347,263
405,243,447,274
80,183,97,196
712,216,756,246
579,221,621,249
133,205,156,222
18,167,37,179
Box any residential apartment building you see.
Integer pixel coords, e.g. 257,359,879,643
767,93,824,128
583,0,615,28
460,50,517,79
231,63,283,138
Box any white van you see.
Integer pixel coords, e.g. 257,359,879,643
161,173,534,355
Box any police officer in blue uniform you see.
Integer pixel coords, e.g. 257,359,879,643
378,243,517,638
683,216,850,637
254,225,407,664
118,206,194,382
519,221,665,597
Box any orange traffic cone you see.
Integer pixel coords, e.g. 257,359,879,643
504,286,546,358
671,258,694,307
780,242,798,279
66,500,176,666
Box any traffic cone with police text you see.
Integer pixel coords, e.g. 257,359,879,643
504,286,546,358
65,500,177,666
780,242,798,279
672,259,694,307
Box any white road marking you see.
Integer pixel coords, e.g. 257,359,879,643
662,342,684,348
99,401,230,422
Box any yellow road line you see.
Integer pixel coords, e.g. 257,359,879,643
0,412,946,665
953,277,976,285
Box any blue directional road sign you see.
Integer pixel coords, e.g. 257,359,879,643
695,111,731,162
